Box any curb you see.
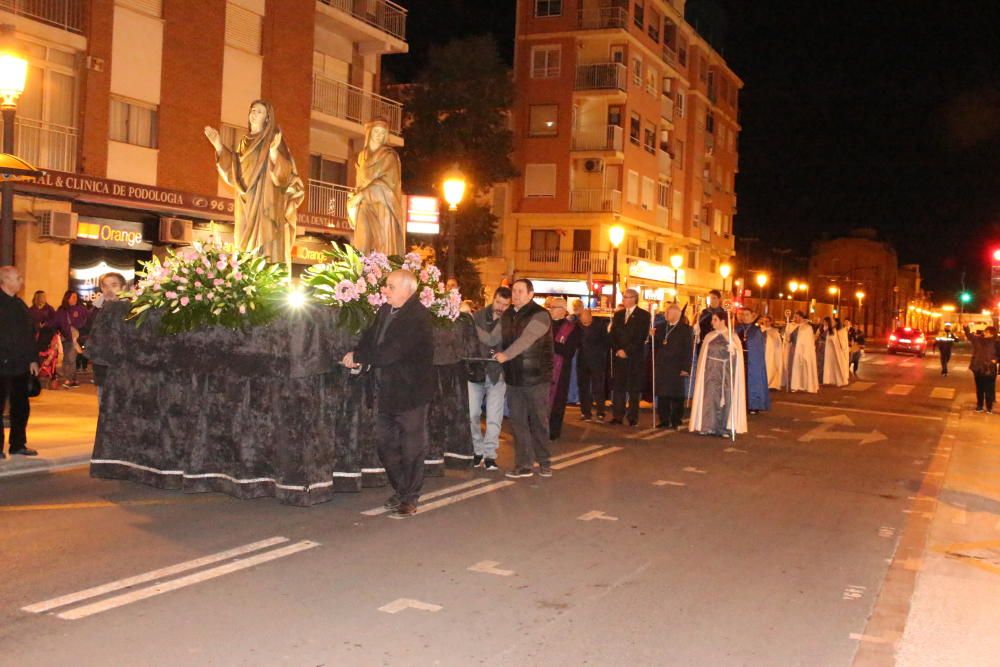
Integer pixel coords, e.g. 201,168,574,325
0,455,91,480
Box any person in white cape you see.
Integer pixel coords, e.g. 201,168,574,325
689,311,748,437
823,318,850,387
783,312,819,393
760,316,784,390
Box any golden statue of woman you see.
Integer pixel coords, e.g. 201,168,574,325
204,100,305,268
348,118,404,256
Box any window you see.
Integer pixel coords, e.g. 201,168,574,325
707,70,716,98
632,56,642,86
221,124,247,151
309,154,348,185
648,9,660,41
699,56,708,81
629,112,641,145
534,0,561,17
659,128,671,154
687,250,697,268
225,2,262,55
675,139,685,166
672,189,683,224
531,45,561,79
643,124,656,154
713,210,722,235
676,91,685,117
646,66,657,95
626,170,639,204
678,38,688,66
706,112,715,134
610,45,625,64
118,0,162,17
662,75,674,96
608,105,623,127
655,242,665,261
641,177,655,211
657,181,669,209
530,230,560,260
109,97,158,148
634,0,644,28
528,104,558,136
710,259,718,274
524,164,557,198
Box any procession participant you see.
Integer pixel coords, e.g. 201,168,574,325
760,316,784,390
467,286,510,471
695,290,724,355
548,298,581,440
653,303,693,429
815,317,832,384
965,325,998,413
576,309,611,422
689,311,747,437
342,270,433,517
91,272,127,402
0,266,40,458
783,311,819,393
823,318,850,387
736,308,770,414
848,322,866,377
28,291,55,335
479,279,554,479
935,325,957,376
608,288,651,426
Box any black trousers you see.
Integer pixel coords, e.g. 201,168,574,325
507,383,551,469
939,346,952,374
576,361,607,418
973,373,996,411
375,403,429,505
656,396,684,428
612,357,642,423
0,373,30,451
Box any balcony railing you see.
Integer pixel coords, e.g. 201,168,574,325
0,0,83,33
517,249,610,275
662,46,678,68
311,72,403,135
574,63,627,92
318,0,407,42
660,94,675,122
569,188,622,213
0,117,77,172
572,124,623,152
576,6,628,30
307,178,353,219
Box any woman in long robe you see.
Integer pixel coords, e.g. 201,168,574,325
823,318,851,386
689,312,747,437
783,313,819,393
815,318,831,384
349,118,404,256
760,316,784,390
548,299,581,440
207,100,305,268
736,310,770,413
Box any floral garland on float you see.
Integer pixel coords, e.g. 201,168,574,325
302,243,462,335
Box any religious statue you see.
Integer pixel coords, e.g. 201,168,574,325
204,100,305,269
348,118,404,256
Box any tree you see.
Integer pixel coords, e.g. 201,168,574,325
399,35,516,301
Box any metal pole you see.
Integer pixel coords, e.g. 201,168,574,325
446,206,456,280
1,106,15,265
611,246,619,307
649,303,657,429
673,274,678,303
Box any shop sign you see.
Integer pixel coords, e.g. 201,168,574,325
298,211,352,233
292,244,329,264
526,279,590,296
406,195,440,234
629,260,684,285
76,218,152,251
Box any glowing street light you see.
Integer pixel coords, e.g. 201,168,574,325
720,262,732,295
669,254,683,303
788,280,799,294
0,48,29,266
609,225,625,306
441,165,466,282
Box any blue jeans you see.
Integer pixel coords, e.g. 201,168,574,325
468,375,506,459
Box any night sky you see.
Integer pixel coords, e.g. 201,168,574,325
385,1,1000,301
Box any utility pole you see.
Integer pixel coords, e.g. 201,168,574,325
772,248,793,295
738,236,758,293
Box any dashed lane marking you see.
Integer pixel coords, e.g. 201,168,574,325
844,382,874,392
388,481,515,519
378,598,442,614
641,429,678,440
930,387,955,400
361,479,490,516
871,358,891,366
682,466,707,474
577,510,619,521
468,560,515,577
842,585,867,600
723,447,749,453
886,384,914,396
653,480,686,487
550,446,624,470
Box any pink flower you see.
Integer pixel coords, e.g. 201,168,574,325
355,278,367,294
419,286,435,308
179,248,199,262
367,293,385,307
180,296,190,306
419,270,429,282
334,279,359,302
195,294,203,302
207,272,215,280
195,267,205,275
233,272,243,281
230,258,240,268
366,272,380,286
213,279,224,287
216,260,227,270
165,291,178,299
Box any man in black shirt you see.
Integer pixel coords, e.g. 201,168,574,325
0,266,40,458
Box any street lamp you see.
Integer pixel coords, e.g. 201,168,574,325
441,165,466,282
788,280,799,294
720,262,732,296
670,253,683,303
855,290,865,332
755,272,768,313
609,225,625,307
828,284,842,314
0,48,28,266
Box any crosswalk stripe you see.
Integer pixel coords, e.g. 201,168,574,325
886,384,914,396
388,481,514,519
361,479,490,516
930,387,955,400
844,382,874,392
551,446,624,470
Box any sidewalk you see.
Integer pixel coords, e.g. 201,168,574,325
0,382,98,479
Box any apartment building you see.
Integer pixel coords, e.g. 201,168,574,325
491,0,741,307
2,0,406,300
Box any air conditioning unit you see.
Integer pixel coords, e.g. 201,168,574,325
583,158,604,173
37,211,79,241
159,217,193,245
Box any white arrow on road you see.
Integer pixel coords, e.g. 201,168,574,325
378,598,443,614
798,421,887,445
468,560,515,577
578,510,619,522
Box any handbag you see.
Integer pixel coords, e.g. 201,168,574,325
27,373,42,398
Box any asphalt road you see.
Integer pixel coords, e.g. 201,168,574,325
0,349,971,666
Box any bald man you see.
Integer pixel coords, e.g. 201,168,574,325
343,269,433,517
1,266,40,458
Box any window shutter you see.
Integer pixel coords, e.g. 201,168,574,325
226,3,263,55
117,0,162,17
524,164,557,198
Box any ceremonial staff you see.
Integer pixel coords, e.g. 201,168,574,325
648,302,658,429
685,296,700,408
726,300,737,442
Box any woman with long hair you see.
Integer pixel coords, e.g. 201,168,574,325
28,290,55,334
54,291,88,388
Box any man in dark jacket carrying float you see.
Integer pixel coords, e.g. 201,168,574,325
342,269,432,517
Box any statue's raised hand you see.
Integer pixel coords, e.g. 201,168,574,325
203,126,222,152
269,131,282,159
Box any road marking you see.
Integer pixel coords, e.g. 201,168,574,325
815,414,855,425
770,427,790,433
902,510,934,519
641,429,677,440
887,384,914,396
900,359,918,367
653,480,686,487
682,466,707,474
0,498,219,513
850,632,898,645
842,584,867,600
755,435,777,439
879,526,896,538
723,447,748,453
378,598,442,614
844,382,874,392
55,540,319,620
775,401,943,421
628,427,662,439
871,358,890,366
22,537,291,614
798,420,886,445
361,479,491,516
551,446,623,470
388,481,515,519
468,560,515,577
930,387,955,400
578,510,618,521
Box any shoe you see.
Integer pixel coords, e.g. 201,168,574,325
608,418,623,425
537,466,553,478
396,502,417,517
484,458,499,471
9,447,38,456
63,382,76,389
383,495,401,510
473,455,484,468
505,467,533,479
975,408,984,413
579,414,591,422
628,420,638,427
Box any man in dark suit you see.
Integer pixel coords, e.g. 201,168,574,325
1,266,40,458
654,303,694,429
609,288,651,425
342,269,433,517
576,309,611,421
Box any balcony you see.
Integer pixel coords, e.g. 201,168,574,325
571,125,623,152
569,188,622,213
576,6,628,31
0,117,77,172
307,179,353,219
516,249,610,275
658,149,672,175
574,63,627,93
311,72,403,136
661,46,678,69
660,94,675,122
317,0,407,43
0,0,83,33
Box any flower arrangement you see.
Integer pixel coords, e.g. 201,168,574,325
303,244,462,334
126,242,288,334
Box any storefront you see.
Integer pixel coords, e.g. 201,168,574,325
69,216,153,299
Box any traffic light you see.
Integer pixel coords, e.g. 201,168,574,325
960,292,972,304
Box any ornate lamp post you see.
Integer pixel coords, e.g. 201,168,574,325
441,165,466,282
0,48,28,265
609,225,625,307
669,253,683,303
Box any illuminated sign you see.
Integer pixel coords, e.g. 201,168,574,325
291,244,328,265
75,218,151,250
406,195,440,234
523,279,590,295
629,260,685,285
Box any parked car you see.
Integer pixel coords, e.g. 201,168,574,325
887,327,927,356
